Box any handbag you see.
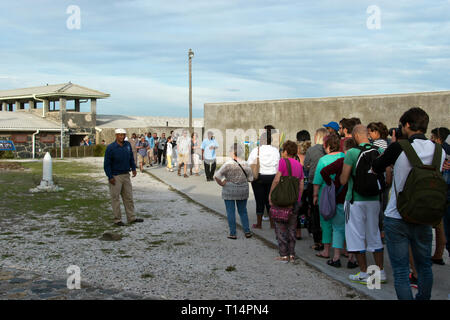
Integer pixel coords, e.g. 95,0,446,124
270,205,293,223
270,158,299,207
250,146,260,180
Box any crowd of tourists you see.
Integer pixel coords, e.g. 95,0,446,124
104,107,449,300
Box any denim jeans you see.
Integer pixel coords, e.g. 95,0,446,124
224,199,250,236
384,216,433,300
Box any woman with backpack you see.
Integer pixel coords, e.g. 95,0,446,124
312,133,345,260
319,137,359,268
268,140,304,263
214,143,253,240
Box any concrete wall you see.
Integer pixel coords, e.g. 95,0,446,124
204,91,450,156
97,127,205,145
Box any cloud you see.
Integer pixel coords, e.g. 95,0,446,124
0,0,448,116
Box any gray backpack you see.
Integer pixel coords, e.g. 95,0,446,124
319,183,343,221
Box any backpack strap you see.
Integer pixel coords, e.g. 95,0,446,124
284,158,293,177
431,143,443,171
398,140,424,168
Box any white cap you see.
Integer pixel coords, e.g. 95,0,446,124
115,128,127,134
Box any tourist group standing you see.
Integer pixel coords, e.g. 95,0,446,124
104,108,449,300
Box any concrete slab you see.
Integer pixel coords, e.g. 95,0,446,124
146,164,450,300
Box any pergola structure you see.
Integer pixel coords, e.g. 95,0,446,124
0,82,109,116
0,82,110,148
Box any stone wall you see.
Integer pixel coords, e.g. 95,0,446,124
204,91,450,156
0,132,69,159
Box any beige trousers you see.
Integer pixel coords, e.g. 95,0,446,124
109,173,135,223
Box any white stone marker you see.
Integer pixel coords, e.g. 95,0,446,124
30,152,63,193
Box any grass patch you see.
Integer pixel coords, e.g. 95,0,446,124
0,161,113,239
141,273,154,279
225,265,236,272
2,254,14,258
173,242,187,246
149,240,166,246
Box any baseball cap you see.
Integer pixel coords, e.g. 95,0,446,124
323,121,339,132
115,128,127,134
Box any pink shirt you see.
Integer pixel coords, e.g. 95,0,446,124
278,158,304,201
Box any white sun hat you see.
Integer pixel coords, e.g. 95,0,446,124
115,128,127,134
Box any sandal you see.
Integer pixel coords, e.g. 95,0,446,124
275,256,289,262
311,244,324,251
245,232,253,238
289,255,296,262
327,259,341,268
316,252,330,259
227,235,237,240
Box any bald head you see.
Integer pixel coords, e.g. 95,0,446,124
352,124,369,144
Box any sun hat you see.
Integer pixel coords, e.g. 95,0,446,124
115,128,127,134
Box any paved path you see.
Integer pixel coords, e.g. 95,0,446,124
147,164,450,300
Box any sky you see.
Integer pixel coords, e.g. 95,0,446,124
0,0,449,117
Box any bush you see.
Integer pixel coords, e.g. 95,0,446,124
0,151,14,159
93,144,107,157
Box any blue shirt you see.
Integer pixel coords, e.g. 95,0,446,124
145,136,155,149
104,141,136,180
201,138,219,160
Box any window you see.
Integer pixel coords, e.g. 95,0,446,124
39,133,56,143
11,134,28,143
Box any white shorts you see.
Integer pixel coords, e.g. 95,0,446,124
344,200,383,253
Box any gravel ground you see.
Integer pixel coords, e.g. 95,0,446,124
0,157,367,300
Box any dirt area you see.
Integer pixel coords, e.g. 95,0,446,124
0,162,26,171
0,157,367,300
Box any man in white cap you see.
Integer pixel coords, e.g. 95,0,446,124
104,128,143,226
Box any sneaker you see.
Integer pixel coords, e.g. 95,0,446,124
379,269,387,283
349,272,369,284
409,273,418,289
262,215,269,221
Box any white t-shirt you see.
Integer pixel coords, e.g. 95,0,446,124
247,145,280,175
385,139,446,219
166,142,173,156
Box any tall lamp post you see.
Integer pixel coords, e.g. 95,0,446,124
188,48,194,135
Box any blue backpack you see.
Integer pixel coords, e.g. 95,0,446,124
319,183,343,221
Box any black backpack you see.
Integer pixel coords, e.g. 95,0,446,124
351,144,385,203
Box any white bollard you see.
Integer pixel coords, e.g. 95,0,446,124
41,152,53,187
30,152,63,193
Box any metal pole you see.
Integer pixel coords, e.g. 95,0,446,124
60,121,64,159
188,49,194,135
